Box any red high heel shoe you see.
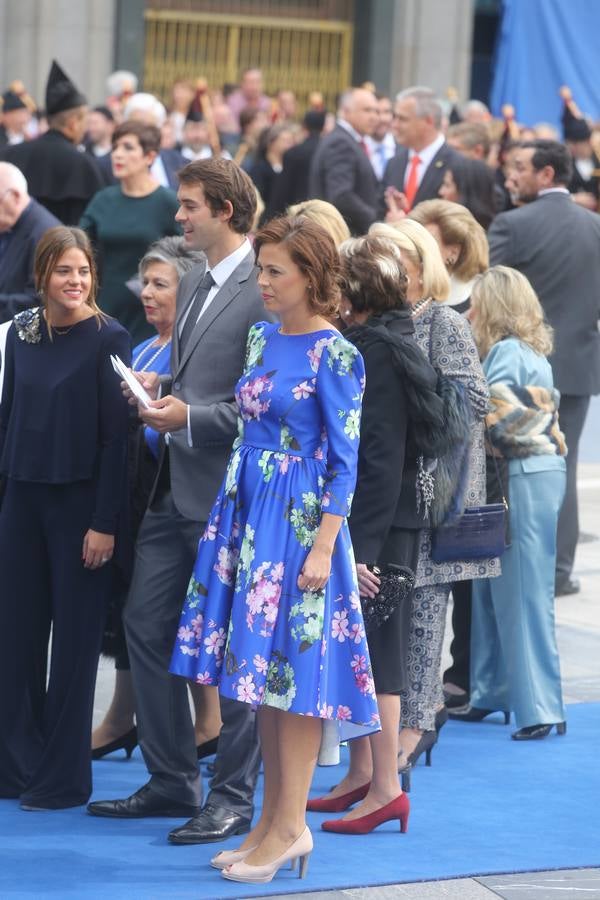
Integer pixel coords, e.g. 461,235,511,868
321,792,410,834
306,782,370,813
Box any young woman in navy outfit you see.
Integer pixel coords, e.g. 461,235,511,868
0,226,130,809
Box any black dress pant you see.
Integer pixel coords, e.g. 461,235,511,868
556,394,590,582
0,479,110,808
443,580,472,694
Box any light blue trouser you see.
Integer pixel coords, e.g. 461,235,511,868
470,465,566,728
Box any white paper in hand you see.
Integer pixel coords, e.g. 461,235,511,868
111,355,152,409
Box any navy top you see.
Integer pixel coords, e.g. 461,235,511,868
0,311,131,534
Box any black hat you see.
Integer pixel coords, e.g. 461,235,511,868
1,90,27,112
185,106,204,124
45,60,87,116
562,98,591,142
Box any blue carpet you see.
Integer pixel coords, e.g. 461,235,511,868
2,702,599,899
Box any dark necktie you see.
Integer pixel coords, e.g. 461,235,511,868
179,270,215,354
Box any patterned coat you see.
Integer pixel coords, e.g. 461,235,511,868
412,303,501,586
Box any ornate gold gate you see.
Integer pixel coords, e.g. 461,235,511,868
143,8,353,112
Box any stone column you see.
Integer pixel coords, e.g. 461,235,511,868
0,0,117,108
355,0,475,100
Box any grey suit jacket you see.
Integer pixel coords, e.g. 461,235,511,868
161,248,270,521
488,191,600,397
309,124,378,235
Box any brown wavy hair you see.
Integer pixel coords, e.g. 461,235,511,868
254,215,341,318
177,157,257,235
34,226,103,333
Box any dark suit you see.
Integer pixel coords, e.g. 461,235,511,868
309,124,378,235
0,200,60,322
123,247,268,816
382,141,462,215
269,134,320,216
4,130,105,225
488,190,600,582
568,151,600,201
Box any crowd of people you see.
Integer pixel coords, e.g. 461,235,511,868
0,57,599,886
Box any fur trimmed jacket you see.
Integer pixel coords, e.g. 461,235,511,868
486,382,567,459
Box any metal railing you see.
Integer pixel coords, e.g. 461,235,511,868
144,8,353,113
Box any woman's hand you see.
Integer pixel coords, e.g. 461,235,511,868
297,545,332,592
356,563,381,599
82,529,115,570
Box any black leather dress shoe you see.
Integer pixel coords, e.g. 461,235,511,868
555,576,580,596
448,705,510,725
168,803,251,844
511,722,567,741
87,784,201,819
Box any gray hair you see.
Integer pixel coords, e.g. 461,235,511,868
106,70,138,98
395,86,442,128
123,92,167,127
139,236,205,281
0,161,28,194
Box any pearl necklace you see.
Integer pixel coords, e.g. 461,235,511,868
132,338,171,372
411,297,431,317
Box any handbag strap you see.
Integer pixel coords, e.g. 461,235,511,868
485,423,508,509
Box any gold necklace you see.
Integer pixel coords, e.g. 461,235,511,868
52,324,75,335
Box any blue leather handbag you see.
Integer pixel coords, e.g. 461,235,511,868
430,502,507,562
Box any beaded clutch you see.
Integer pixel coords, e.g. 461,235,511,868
361,564,415,634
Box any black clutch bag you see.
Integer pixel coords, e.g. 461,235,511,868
361,563,415,634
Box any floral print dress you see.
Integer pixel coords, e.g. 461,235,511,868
170,322,379,738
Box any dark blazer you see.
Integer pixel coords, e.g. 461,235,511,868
382,140,462,215
488,191,600,396
309,124,378,235
269,134,321,216
157,248,272,521
0,200,60,322
348,313,415,563
568,151,600,200
3,130,106,225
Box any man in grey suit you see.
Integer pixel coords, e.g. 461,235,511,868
88,158,268,844
382,86,463,218
488,140,600,596
309,87,379,235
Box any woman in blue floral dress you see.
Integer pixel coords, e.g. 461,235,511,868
170,216,378,885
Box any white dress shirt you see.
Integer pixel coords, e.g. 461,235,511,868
404,133,445,190
366,132,396,180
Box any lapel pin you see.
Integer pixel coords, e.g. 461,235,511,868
435,160,444,168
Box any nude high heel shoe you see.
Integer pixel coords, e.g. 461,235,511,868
210,845,258,870
221,826,313,884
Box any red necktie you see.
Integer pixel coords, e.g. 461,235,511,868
404,154,422,210
359,138,370,157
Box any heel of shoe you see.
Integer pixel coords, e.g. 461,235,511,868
298,853,310,879
503,712,510,725
125,731,137,759
399,810,409,834
556,721,567,735
425,746,433,767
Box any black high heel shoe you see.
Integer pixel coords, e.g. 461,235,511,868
92,726,137,760
512,722,566,741
435,706,449,734
448,705,510,725
398,729,437,792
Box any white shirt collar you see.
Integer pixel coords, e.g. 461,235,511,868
337,118,363,143
408,133,445,169
150,155,169,188
537,187,570,196
207,238,253,288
